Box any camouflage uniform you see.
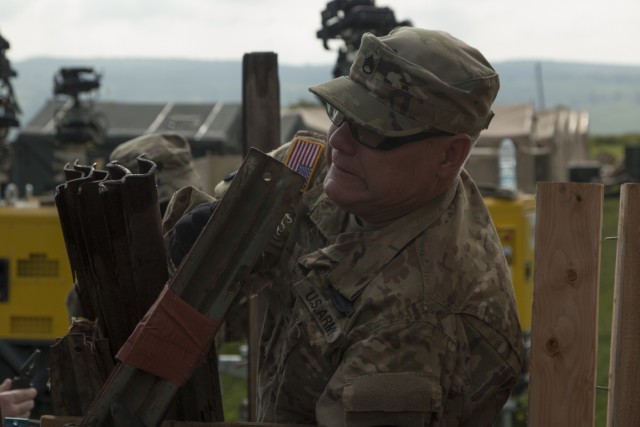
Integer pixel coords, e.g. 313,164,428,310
267,147,522,427
164,27,524,427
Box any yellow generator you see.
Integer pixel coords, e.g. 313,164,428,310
0,200,71,339
0,192,536,339
483,189,536,334
0,196,72,409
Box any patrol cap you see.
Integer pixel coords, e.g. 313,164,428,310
109,132,202,204
309,27,500,144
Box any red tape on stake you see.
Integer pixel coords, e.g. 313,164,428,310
116,285,220,386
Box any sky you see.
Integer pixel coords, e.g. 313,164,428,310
1,0,639,67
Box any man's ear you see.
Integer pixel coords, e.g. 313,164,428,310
438,134,472,178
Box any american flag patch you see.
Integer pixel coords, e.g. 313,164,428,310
284,137,325,192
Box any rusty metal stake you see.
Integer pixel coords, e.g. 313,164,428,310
80,149,304,427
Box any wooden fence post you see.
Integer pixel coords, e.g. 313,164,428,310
529,182,603,426
607,183,640,425
242,51,280,422
242,52,280,155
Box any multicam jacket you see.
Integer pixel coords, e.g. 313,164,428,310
163,132,524,427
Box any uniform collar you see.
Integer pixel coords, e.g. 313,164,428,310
301,174,463,301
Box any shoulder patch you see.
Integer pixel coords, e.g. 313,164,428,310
283,137,325,192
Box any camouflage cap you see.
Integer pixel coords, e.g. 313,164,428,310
109,132,202,204
309,27,499,142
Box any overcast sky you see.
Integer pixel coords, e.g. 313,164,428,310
2,0,639,67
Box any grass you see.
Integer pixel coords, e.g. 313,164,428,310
588,137,640,424
219,341,248,422
220,371,248,421
594,195,619,426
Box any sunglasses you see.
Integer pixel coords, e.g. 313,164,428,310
325,103,454,150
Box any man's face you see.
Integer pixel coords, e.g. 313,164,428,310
324,121,453,226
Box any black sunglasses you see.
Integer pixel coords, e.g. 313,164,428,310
325,103,454,150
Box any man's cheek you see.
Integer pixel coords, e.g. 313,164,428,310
325,144,333,168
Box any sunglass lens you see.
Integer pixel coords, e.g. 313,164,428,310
325,104,344,127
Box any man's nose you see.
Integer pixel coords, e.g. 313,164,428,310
328,122,358,155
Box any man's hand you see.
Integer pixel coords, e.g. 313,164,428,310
0,378,37,419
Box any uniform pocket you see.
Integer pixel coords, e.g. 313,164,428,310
343,372,442,427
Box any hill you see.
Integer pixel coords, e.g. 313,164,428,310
10,57,640,136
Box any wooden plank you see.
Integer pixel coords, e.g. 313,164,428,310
242,51,281,422
607,183,640,426
529,182,603,427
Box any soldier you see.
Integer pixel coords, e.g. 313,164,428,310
108,132,202,216
166,27,524,426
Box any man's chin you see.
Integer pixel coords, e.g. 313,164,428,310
323,185,360,214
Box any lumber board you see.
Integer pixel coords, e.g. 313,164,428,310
529,182,603,427
607,183,640,425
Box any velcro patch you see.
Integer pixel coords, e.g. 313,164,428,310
283,137,325,192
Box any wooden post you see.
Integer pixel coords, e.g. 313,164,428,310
607,183,640,425
242,51,281,422
242,52,281,155
529,182,603,427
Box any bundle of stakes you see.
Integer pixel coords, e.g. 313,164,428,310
51,154,226,421
71,149,304,426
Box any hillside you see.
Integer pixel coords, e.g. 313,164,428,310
9,57,640,136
